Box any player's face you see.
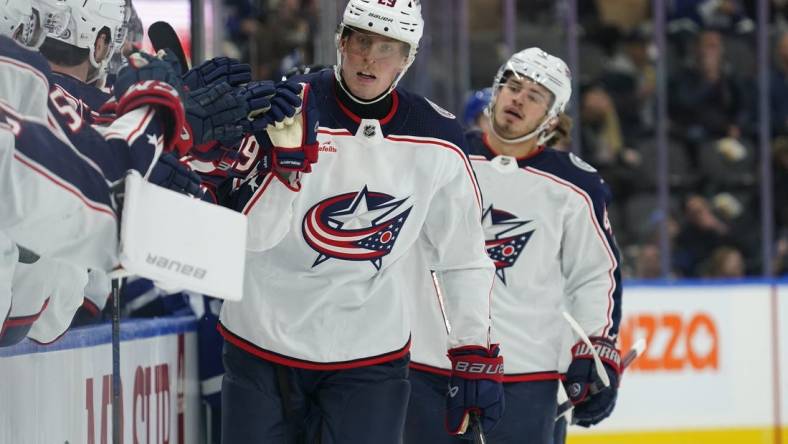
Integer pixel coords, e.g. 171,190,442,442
492,76,552,139
339,29,409,100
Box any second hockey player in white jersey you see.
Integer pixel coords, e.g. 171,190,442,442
406,48,624,444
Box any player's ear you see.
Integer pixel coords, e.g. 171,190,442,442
94,28,111,62
546,116,559,131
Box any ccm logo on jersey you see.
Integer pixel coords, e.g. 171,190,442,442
618,312,718,372
146,253,207,279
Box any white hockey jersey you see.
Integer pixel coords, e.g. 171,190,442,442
218,70,494,370
410,131,622,381
0,36,174,271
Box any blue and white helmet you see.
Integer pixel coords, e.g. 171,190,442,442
335,0,424,104
0,0,46,48
488,47,572,144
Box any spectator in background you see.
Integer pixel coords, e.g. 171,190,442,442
634,243,663,279
669,0,754,34
580,84,625,167
602,26,656,142
701,246,746,278
253,0,314,80
545,113,573,151
774,136,788,236
224,0,260,61
669,29,747,158
462,87,493,132
774,230,788,275
674,194,732,276
771,32,788,136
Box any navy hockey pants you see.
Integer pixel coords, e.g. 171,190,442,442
221,341,411,444
404,369,559,444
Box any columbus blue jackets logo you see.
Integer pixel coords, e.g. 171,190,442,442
482,204,534,284
302,186,413,269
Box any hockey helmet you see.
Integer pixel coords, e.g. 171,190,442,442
335,0,424,104
488,47,572,144
0,0,46,48
36,0,127,71
463,87,493,128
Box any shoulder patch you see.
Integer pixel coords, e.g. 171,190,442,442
425,98,455,119
569,153,597,173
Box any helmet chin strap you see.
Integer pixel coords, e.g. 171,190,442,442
486,104,553,145
333,66,395,105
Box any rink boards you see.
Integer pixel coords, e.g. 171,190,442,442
0,316,201,443
0,283,787,443
568,280,788,444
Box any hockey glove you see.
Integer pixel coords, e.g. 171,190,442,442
259,82,318,174
183,82,249,148
113,79,187,155
446,344,505,437
148,153,205,197
564,337,621,427
182,56,251,91
246,80,303,131
113,50,184,98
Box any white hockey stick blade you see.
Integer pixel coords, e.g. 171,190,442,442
555,383,573,423
562,311,610,388
626,338,647,367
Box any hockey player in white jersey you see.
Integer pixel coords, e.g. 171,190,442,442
405,48,624,444
0,0,230,346
215,0,503,442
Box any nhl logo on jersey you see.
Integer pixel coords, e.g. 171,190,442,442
482,204,534,284
302,186,413,270
363,124,376,138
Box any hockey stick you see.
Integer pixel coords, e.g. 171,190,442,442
470,412,486,444
108,179,126,444
432,273,487,443
562,312,611,388
555,338,647,422
147,21,190,74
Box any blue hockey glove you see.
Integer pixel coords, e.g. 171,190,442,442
148,153,204,197
564,337,621,427
183,82,248,147
113,50,184,98
257,82,318,174
182,56,251,91
445,344,504,437
243,80,303,134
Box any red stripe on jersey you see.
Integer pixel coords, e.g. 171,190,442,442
317,128,352,136
523,166,617,335
81,297,101,316
0,56,49,91
386,135,482,211
218,322,411,371
501,371,561,383
13,152,116,219
0,297,49,339
241,173,275,215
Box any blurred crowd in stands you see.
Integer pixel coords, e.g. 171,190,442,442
221,0,788,279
